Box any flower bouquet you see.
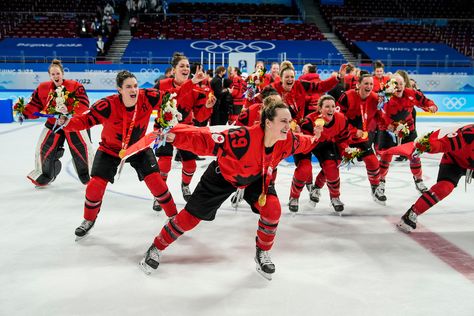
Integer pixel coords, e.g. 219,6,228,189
244,68,266,100
377,78,397,110
341,146,362,167
152,92,182,149
393,121,409,145
12,97,26,123
413,131,433,157
41,86,80,132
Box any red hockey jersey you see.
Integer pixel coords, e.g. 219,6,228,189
170,124,316,187
155,78,211,124
64,89,163,157
300,111,350,152
22,79,89,125
383,88,437,132
235,102,263,127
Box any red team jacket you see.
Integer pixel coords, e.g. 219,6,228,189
230,75,247,107
271,76,339,124
22,79,89,125
300,111,350,152
425,124,474,170
64,89,164,157
373,75,390,93
155,78,211,125
235,102,263,127
337,89,384,140
383,88,437,132
170,124,316,187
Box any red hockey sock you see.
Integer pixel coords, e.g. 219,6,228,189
157,156,172,181
84,176,108,221
290,159,312,198
153,209,201,250
144,173,177,217
362,154,380,186
409,156,423,179
181,159,196,185
322,160,340,198
379,154,392,179
254,195,281,251
412,180,455,215
315,170,326,189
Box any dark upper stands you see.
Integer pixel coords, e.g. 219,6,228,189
133,3,325,41
320,0,474,57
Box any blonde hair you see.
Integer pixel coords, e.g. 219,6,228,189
48,59,64,74
279,60,295,77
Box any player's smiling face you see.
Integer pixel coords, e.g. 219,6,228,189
118,77,139,107
281,69,295,91
358,76,374,98
174,59,190,84
320,99,336,122
49,66,64,87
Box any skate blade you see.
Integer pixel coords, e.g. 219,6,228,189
255,265,272,281
372,198,386,206
396,222,413,234
139,259,153,275
75,233,91,242
334,211,344,216
309,200,318,208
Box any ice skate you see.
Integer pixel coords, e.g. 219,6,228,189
255,247,275,281
330,197,344,215
371,184,387,206
288,197,299,213
230,188,245,209
397,207,418,233
75,219,95,241
152,197,162,212
181,182,192,202
414,177,428,193
139,244,161,275
309,185,321,207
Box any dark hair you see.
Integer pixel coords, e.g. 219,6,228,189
190,63,201,75
164,67,173,75
359,70,369,77
345,63,355,73
116,70,136,88
215,66,226,75
260,99,288,129
317,95,336,112
260,86,279,99
374,60,385,70
358,73,373,83
48,59,64,74
171,52,188,68
307,65,317,73
206,69,213,78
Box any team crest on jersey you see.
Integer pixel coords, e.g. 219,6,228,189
212,133,225,143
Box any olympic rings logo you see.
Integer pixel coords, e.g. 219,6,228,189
140,68,161,74
190,41,276,54
100,78,116,86
442,97,466,110
424,80,440,87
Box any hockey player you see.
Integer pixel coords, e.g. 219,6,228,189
58,70,184,240
377,73,438,195
139,99,321,280
398,124,474,232
154,52,216,208
289,95,351,213
14,59,93,186
337,74,387,204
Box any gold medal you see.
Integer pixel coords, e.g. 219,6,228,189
361,131,368,139
289,120,297,131
315,118,325,127
258,193,267,207
119,149,126,159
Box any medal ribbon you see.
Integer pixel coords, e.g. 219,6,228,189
120,103,138,157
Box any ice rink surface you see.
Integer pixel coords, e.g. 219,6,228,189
0,119,473,316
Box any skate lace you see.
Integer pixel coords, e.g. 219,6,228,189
374,185,385,197
310,187,321,199
408,210,417,223
148,246,161,262
289,198,298,207
181,184,191,196
258,249,272,265
80,220,94,230
331,197,343,206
